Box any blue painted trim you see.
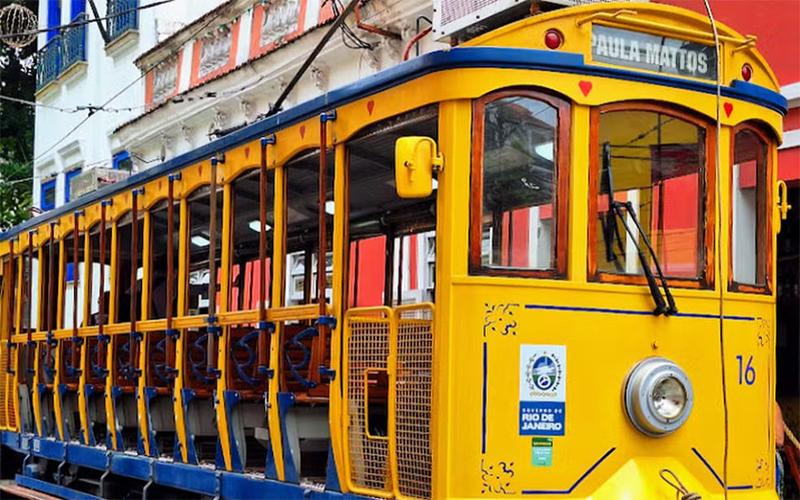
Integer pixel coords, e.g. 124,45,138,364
524,303,755,321
111,452,151,480
521,448,615,494
691,448,753,490
17,474,101,500
2,47,786,242
65,168,82,203
223,390,245,472
325,441,341,491
278,392,299,482
66,442,108,470
481,341,488,455
40,178,56,212
179,387,199,464
143,386,159,457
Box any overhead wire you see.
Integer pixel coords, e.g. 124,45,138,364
0,93,146,113
27,6,229,170
700,1,729,499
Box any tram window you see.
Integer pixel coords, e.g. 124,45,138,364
284,150,333,307
731,127,769,288
20,253,34,333
230,170,274,311
593,108,707,280
88,224,112,326
346,106,438,306
62,231,86,329
148,200,179,319
115,212,145,323
472,92,568,275
186,186,223,315
39,240,59,331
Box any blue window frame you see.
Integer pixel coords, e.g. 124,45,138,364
47,0,61,41
71,0,85,18
112,150,132,170
41,178,57,211
65,168,82,202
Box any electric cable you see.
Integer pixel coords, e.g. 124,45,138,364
701,1,729,499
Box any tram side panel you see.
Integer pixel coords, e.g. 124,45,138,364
444,282,746,498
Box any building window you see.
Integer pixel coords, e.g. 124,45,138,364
65,168,82,202
47,0,61,41
470,89,570,278
112,150,133,170
730,125,771,292
41,178,57,211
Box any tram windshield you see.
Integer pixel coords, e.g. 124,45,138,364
594,108,707,280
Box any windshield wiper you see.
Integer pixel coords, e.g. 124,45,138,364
601,143,677,316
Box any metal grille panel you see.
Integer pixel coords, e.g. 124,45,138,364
0,343,7,428
345,308,393,495
395,306,433,499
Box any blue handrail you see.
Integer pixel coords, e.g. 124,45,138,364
107,0,139,42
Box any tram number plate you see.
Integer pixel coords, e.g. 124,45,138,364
591,25,718,82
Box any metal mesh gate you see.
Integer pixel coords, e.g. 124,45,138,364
343,304,435,499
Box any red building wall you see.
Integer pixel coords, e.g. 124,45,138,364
654,0,800,182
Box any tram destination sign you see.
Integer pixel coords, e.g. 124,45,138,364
591,25,717,82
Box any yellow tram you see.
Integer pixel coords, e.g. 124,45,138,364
0,2,792,498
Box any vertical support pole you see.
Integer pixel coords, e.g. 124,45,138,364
166,174,179,375
129,188,142,379
7,240,16,376
207,156,221,379
97,201,109,378
258,136,275,380
26,231,34,373
46,222,56,368
71,212,81,374
311,111,335,387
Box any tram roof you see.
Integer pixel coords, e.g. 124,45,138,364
3,18,788,242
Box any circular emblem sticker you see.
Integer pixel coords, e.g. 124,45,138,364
526,351,562,395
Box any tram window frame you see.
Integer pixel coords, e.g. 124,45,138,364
587,101,716,289
184,185,224,316
469,88,571,279
147,199,180,320
113,211,146,323
729,123,773,294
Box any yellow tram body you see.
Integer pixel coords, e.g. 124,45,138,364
0,3,789,498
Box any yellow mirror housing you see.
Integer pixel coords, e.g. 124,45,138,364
395,136,443,199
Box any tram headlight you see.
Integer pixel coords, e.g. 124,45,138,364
624,357,693,437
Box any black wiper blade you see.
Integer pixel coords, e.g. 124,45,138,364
601,143,677,316
614,200,678,315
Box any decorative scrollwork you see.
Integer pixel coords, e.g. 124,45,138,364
283,326,319,389
481,459,515,495
483,303,519,337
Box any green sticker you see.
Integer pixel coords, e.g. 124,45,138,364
531,437,553,467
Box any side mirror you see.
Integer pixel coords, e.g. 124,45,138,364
395,136,443,199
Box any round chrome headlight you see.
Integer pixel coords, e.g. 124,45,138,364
624,357,693,437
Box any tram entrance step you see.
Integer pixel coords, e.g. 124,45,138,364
0,480,61,500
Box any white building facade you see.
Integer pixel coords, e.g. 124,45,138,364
33,0,439,211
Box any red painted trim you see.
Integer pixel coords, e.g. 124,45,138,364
779,147,800,182
408,235,418,290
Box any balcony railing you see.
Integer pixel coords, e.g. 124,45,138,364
63,13,87,69
36,35,62,90
107,0,139,43
35,14,87,92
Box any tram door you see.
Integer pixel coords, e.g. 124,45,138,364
340,106,437,498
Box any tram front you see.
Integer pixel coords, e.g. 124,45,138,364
419,3,789,498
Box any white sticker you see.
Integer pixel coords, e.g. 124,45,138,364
519,345,566,436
